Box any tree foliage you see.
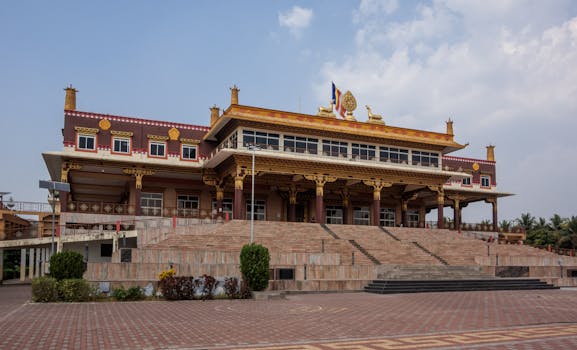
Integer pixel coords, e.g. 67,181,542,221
49,251,86,280
239,243,270,292
520,213,577,250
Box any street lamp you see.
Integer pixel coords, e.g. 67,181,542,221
39,181,70,256
248,144,261,243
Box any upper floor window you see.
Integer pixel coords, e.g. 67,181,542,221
177,194,199,216
112,137,131,154
141,193,163,216
322,140,348,158
462,177,471,186
351,143,376,160
380,147,408,164
284,135,318,154
181,144,197,160
246,199,266,221
243,130,279,150
481,175,491,188
77,134,96,151
149,141,166,158
412,151,439,167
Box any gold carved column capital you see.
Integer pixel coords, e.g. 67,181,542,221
123,168,155,189
203,175,225,200
288,184,298,205
61,162,82,183
340,188,350,207
363,180,392,201
304,175,337,197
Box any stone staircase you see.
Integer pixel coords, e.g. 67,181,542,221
364,279,559,294
377,265,493,280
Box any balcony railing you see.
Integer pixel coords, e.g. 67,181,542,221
66,201,215,219
67,201,135,215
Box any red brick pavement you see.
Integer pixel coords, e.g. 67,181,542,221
1,285,577,349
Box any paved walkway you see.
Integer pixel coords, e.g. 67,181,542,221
2,285,577,349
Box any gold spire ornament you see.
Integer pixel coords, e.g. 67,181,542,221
341,91,357,121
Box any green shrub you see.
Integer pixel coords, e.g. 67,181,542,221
239,243,270,292
58,279,92,302
31,277,59,302
112,286,143,301
49,251,86,280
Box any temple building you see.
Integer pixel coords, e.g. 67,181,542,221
42,85,511,236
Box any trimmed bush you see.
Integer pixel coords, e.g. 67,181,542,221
112,286,144,301
58,279,92,302
49,251,86,280
31,277,59,302
239,243,270,292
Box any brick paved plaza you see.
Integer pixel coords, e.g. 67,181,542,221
2,285,577,349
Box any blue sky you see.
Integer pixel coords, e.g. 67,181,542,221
1,1,577,223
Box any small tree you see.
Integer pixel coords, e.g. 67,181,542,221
239,243,270,292
49,251,86,280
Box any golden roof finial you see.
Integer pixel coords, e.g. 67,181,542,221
486,145,495,161
446,118,454,135
230,85,239,105
210,105,220,126
64,84,78,111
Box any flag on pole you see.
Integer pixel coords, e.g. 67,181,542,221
332,82,346,118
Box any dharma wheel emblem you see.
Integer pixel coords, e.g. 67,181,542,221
341,91,357,121
168,127,180,141
99,119,111,131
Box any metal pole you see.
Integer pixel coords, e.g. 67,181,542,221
250,146,255,244
50,191,55,256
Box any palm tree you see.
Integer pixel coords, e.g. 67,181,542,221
499,220,511,232
516,213,536,231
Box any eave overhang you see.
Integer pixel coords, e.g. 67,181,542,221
204,104,466,154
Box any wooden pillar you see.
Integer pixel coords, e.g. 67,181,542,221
401,200,408,227
315,185,324,224
134,185,142,216
362,181,390,227
492,198,498,232
234,176,244,220
437,191,445,229
305,175,337,224
20,249,26,281
28,248,35,280
288,186,297,222
0,249,3,282
453,199,460,231
216,187,224,219
60,193,68,213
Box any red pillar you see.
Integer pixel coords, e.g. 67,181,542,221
437,191,444,229
373,198,381,226
401,201,408,227
315,191,324,223
60,193,68,213
288,190,297,222
233,176,243,220
134,186,142,216
492,198,498,232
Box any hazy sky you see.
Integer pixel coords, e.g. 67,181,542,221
1,1,576,222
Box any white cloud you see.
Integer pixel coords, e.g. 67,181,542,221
278,6,314,37
315,1,577,220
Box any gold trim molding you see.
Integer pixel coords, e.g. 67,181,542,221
123,168,155,189
110,130,134,137
180,138,201,144
147,134,169,141
75,127,99,134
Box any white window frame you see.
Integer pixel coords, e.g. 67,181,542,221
242,130,280,150
212,199,233,218
284,135,319,154
322,139,348,158
380,208,395,227
481,175,491,188
462,177,472,186
181,144,198,160
325,206,343,224
380,146,409,164
141,193,163,217
408,210,420,227
77,134,96,151
411,150,439,167
353,206,370,225
149,141,166,158
112,137,131,154
246,199,266,221
177,195,199,217
351,143,376,160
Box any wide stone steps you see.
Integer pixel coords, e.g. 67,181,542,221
377,265,492,280
364,279,559,294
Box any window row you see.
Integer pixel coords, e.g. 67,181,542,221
76,134,197,160
239,129,439,167
459,175,491,188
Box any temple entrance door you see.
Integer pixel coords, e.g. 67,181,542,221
295,204,305,222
